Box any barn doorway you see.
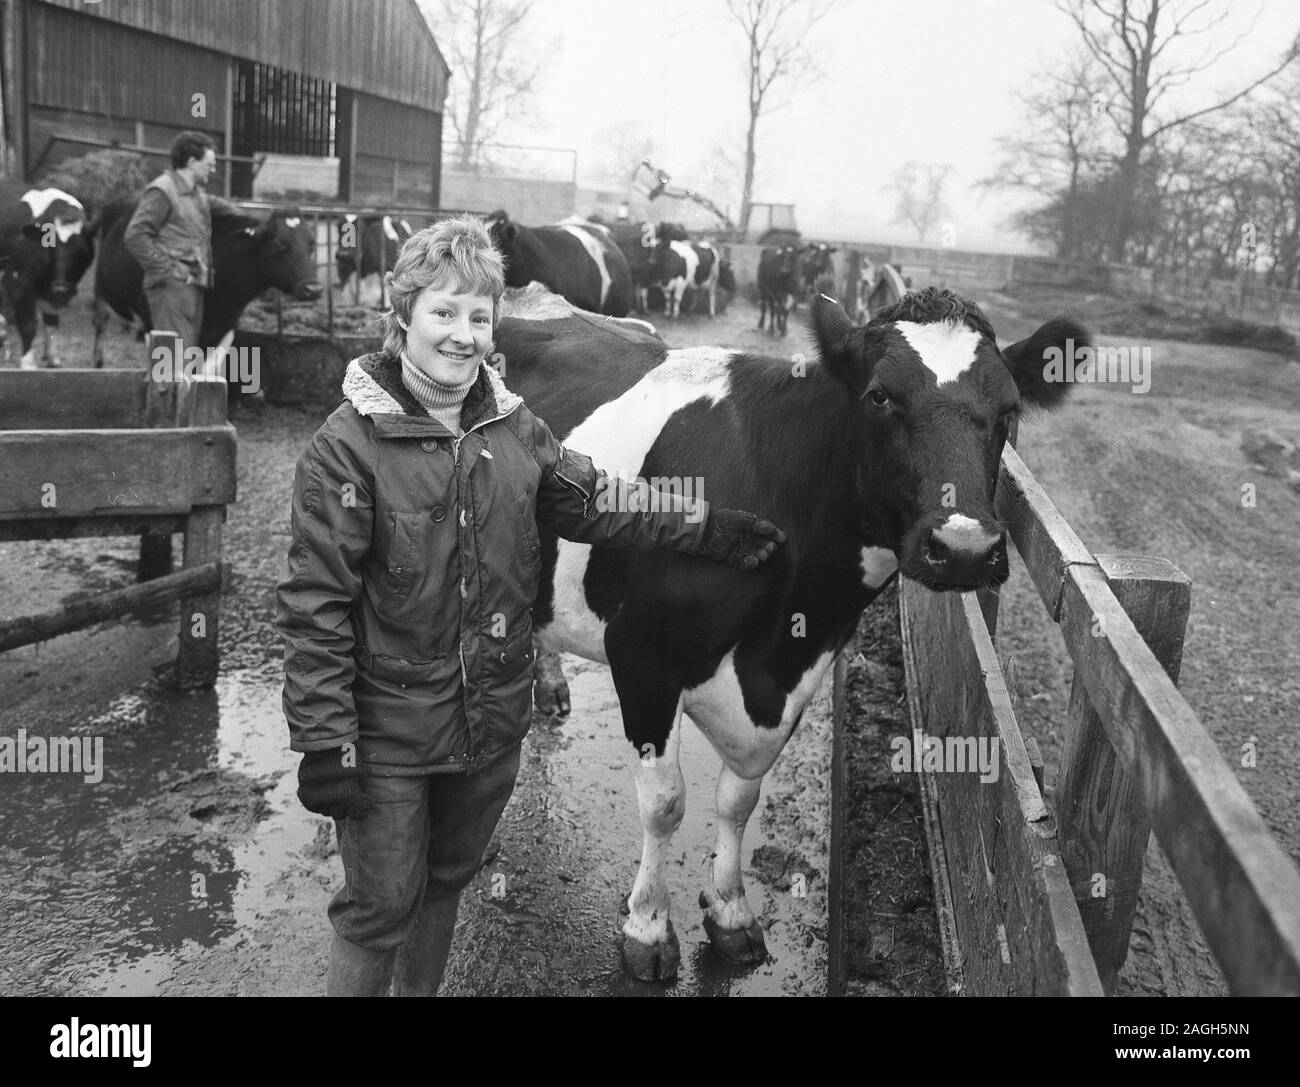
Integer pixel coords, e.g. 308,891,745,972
230,60,339,199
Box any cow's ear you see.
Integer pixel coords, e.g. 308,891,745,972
812,282,870,391
1002,318,1090,410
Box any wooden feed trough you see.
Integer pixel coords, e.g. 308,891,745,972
0,333,236,688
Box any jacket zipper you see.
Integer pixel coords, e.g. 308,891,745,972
452,435,469,685
553,454,593,517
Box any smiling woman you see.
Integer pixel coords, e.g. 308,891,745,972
276,213,788,997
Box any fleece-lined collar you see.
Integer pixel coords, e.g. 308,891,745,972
342,352,523,433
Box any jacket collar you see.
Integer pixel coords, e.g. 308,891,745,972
342,352,523,435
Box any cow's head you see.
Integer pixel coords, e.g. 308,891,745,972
485,209,516,249
812,282,1086,591
252,209,321,300
14,190,97,307
801,242,837,284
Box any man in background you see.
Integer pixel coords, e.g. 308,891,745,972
124,130,241,349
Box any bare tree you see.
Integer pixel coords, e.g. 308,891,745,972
979,54,1112,258
420,0,548,170
886,162,953,244
723,0,836,236
1058,0,1300,261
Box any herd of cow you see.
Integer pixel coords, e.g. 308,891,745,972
1,182,1091,983
0,182,912,369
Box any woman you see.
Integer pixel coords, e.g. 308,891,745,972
277,215,784,996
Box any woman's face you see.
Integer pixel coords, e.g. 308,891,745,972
403,284,494,385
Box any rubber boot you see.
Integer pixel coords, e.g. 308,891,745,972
325,933,397,997
391,892,461,997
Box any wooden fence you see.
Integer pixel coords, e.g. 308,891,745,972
0,333,236,688
881,439,1300,995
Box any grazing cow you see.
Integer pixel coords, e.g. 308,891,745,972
485,210,634,317
497,282,1087,980
0,184,97,369
93,199,321,365
854,259,908,322
651,237,720,319
800,242,837,299
336,214,413,307
757,244,802,335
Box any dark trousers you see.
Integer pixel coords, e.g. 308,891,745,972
328,744,522,951
145,279,204,350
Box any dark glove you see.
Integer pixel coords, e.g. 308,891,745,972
297,748,373,820
700,507,786,570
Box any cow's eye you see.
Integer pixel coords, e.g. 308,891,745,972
867,388,889,408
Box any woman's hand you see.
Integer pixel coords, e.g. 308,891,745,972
700,508,787,570
297,748,374,820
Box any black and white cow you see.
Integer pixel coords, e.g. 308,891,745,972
757,243,802,336
336,214,413,307
800,242,837,299
0,184,97,369
486,210,635,317
92,198,322,365
497,282,1087,980
651,235,720,319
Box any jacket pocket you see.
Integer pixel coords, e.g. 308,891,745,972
381,510,421,605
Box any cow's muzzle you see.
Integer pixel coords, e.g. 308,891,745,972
294,281,323,301
46,282,76,306
901,513,1008,591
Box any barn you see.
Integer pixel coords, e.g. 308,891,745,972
0,0,449,205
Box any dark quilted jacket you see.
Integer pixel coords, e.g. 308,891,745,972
277,353,709,774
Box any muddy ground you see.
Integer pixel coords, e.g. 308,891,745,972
3,277,1297,997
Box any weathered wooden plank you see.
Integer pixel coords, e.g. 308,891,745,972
0,370,147,430
0,427,237,519
0,563,223,652
995,444,1096,620
175,506,225,689
1056,555,1191,994
0,514,185,543
1060,564,1300,994
901,579,1103,995
899,593,964,995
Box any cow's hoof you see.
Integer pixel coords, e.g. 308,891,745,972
620,921,680,982
701,912,767,964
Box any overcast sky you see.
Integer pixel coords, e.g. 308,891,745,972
488,0,1300,252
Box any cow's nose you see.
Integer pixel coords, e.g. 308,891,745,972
924,515,1007,586
299,281,323,300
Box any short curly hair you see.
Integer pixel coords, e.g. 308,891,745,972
379,215,507,358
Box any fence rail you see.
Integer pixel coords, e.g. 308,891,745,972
891,439,1300,995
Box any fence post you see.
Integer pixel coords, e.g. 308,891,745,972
1054,553,1191,994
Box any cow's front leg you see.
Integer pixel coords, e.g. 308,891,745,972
620,698,685,981
699,763,767,963
16,302,40,369
38,310,62,368
532,642,571,717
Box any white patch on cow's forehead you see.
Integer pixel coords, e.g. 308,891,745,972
560,224,612,308
53,219,83,242
944,513,982,531
894,320,981,385
859,546,898,589
21,188,84,221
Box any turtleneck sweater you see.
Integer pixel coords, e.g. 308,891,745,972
400,352,479,437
